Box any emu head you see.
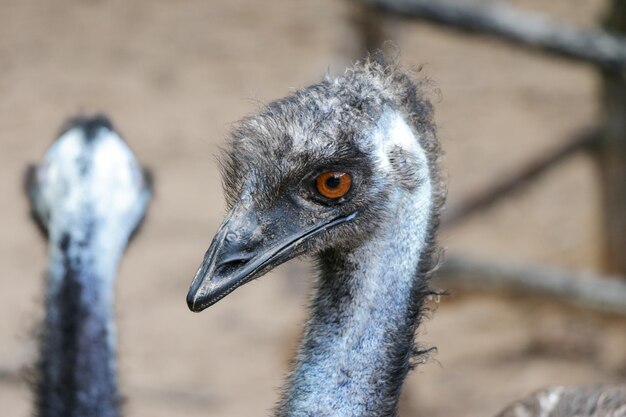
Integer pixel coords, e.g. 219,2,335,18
187,60,439,312
25,115,152,249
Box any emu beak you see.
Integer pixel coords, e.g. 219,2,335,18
186,207,356,312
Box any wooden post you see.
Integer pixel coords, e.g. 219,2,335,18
348,1,394,60
600,1,626,275
354,3,386,54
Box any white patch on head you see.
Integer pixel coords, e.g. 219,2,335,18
386,112,420,152
90,130,146,218
35,128,85,223
368,109,420,174
34,124,151,281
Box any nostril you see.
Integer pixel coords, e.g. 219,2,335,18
223,258,249,268
215,254,252,275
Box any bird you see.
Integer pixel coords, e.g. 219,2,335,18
185,55,626,417
186,54,442,416
25,115,152,417
495,385,626,417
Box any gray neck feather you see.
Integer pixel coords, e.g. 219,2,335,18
37,228,123,417
277,171,433,417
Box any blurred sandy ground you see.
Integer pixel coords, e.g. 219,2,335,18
1,0,624,416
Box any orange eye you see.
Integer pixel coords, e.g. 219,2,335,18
316,171,352,199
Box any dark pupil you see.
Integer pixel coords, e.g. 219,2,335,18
325,175,341,189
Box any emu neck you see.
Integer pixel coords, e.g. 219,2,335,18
278,187,434,417
37,228,124,417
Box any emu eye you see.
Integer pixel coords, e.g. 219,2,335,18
315,171,352,199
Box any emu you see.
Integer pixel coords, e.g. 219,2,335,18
186,56,441,416
496,385,626,417
185,56,625,417
25,116,152,417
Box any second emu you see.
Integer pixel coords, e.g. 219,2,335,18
26,116,152,417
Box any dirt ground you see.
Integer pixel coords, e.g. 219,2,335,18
1,0,624,416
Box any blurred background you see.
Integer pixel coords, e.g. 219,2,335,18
1,0,625,416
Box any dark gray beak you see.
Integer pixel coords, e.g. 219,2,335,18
186,206,356,312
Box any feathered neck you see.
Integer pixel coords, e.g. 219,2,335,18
36,227,124,417
276,165,437,417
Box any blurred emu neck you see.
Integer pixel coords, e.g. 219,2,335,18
278,181,434,417
38,228,122,417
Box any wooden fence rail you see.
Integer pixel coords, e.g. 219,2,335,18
436,254,626,315
363,0,626,73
